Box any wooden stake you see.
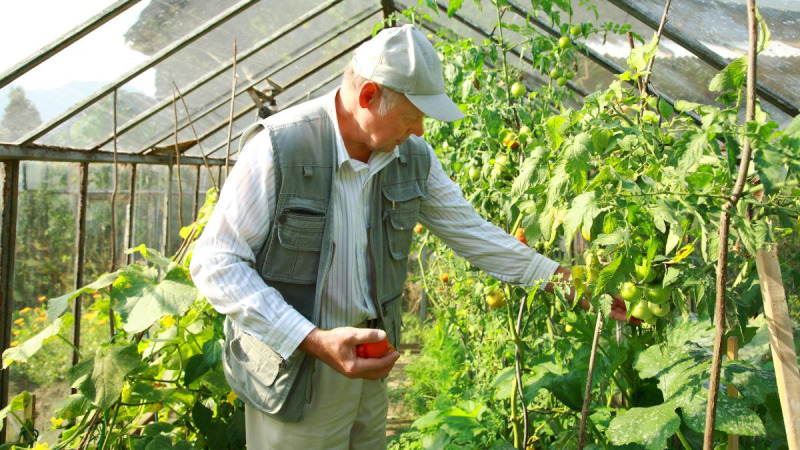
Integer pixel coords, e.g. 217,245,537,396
756,248,800,449
727,336,739,450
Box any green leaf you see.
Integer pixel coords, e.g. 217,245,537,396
607,403,681,449
2,314,73,368
593,231,624,247
662,267,680,286
121,264,198,333
563,133,593,183
184,354,211,385
48,271,119,321
203,339,223,368
0,391,32,432
677,131,707,175
595,253,624,295
627,34,658,73
753,143,786,195
648,200,679,234
447,0,463,17
544,115,567,151
682,392,766,436
755,6,771,53
81,344,141,409
709,57,747,92
722,361,778,405
563,192,601,249
54,394,92,420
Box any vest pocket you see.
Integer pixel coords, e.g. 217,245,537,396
262,203,326,284
383,181,426,260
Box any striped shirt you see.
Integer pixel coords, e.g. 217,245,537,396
190,90,559,360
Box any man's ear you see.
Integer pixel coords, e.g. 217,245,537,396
357,81,379,110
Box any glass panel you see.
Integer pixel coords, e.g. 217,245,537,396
633,0,800,109
0,1,155,142
9,161,77,443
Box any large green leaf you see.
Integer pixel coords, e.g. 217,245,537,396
120,263,198,333
722,361,778,405
681,392,766,436
78,344,141,409
2,314,73,368
48,272,120,321
753,143,786,195
607,402,681,449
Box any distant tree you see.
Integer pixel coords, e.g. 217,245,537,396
0,86,42,142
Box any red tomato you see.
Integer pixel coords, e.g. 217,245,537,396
356,337,394,358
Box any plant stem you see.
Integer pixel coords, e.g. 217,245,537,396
493,1,513,108
676,427,692,450
578,307,604,449
704,1,758,448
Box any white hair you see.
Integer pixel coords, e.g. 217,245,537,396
342,63,403,116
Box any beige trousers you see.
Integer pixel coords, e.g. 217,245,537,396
245,360,389,450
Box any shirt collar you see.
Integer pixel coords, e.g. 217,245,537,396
324,88,399,171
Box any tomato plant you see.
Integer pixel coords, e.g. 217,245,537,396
392,0,798,448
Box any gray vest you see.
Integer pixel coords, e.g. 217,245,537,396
221,94,431,422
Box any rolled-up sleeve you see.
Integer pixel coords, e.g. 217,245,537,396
419,145,560,286
189,130,315,359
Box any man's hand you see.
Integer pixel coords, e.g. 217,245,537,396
552,266,641,324
299,327,400,380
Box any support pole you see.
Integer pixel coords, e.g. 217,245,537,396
756,248,800,449
727,336,739,450
125,164,137,264
72,163,89,372
0,161,20,443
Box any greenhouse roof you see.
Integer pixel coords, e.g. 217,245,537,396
0,0,798,167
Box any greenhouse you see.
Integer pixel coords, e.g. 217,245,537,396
0,0,798,447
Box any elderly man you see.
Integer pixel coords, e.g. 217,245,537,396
190,24,630,449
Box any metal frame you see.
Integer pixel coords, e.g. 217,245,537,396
0,161,19,442
90,0,344,151
0,144,226,166
138,6,381,155
15,0,261,146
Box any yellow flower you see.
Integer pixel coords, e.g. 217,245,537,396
10,341,18,347
92,293,102,299
38,295,47,302
50,417,64,427
33,442,51,449
12,330,19,336
83,311,98,321
33,307,39,312
20,307,31,314
35,316,47,322
160,315,176,329
226,391,237,404
13,318,24,325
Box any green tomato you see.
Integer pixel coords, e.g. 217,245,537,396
565,324,574,333
644,285,673,305
549,67,563,79
647,301,671,317
564,70,575,80
569,24,582,37
519,125,531,136
495,154,509,167
468,167,480,180
630,300,653,321
555,77,568,87
619,282,641,302
510,82,526,98
558,36,572,49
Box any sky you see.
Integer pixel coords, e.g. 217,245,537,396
0,0,156,95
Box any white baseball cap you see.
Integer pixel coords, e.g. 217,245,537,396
351,24,464,122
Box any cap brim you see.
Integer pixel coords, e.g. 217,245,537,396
406,93,465,122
